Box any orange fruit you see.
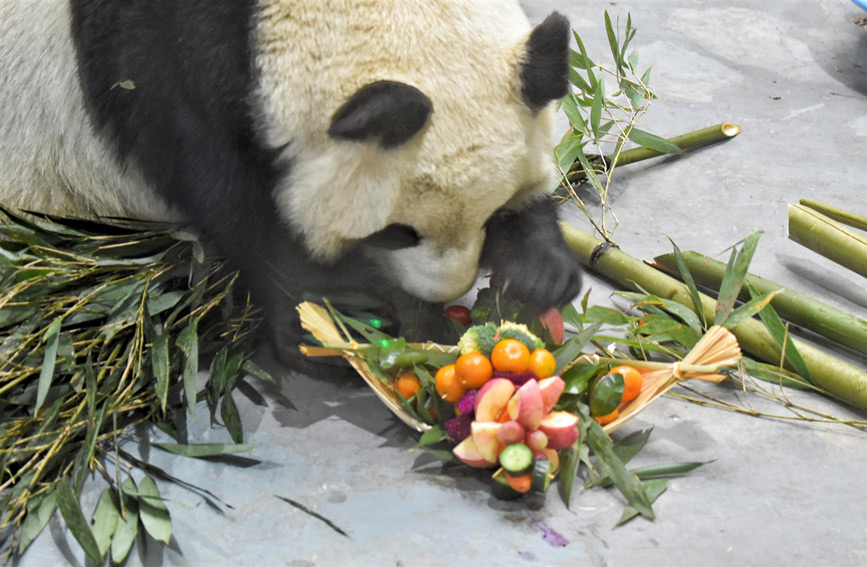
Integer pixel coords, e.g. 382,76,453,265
490,339,530,373
434,364,465,403
455,351,493,389
611,365,642,403
594,408,619,425
528,348,556,379
395,372,421,399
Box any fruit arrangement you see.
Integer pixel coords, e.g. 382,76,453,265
298,298,741,511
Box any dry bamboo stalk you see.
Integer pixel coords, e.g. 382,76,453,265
559,223,867,411
653,251,867,356
788,203,867,278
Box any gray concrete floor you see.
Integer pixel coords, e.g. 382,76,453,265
22,1,867,566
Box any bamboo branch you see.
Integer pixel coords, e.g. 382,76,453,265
799,199,867,232
788,203,867,278
652,251,867,356
559,223,867,411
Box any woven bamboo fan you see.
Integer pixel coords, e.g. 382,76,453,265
297,301,741,434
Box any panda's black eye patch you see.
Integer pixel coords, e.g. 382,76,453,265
362,224,421,250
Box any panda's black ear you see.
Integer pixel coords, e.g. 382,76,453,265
328,81,432,149
520,13,571,110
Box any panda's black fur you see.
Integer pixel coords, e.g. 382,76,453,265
17,2,584,370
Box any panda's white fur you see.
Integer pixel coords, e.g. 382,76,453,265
255,1,558,301
0,1,583,363
0,1,174,221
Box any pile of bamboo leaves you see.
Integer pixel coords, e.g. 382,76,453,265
0,208,268,563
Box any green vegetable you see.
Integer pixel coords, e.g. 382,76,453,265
496,321,544,352
498,443,534,476
491,475,524,501
458,324,497,356
531,459,554,493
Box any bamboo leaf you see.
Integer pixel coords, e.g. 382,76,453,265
35,318,62,413
177,320,199,416
613,427,653,465
627,128,685,155
92,488,120,558
748,283,812,382
585,418,654,519
137,476,172,545
417,425,448,448
155,442,258,458
151,322,170,412
56,478,103,563
220,393,244,444
590,74,604,140
111,478,139,564
724,290,779,330
18,488,58,553
556,440,582,509
669,238,707,329
275,495,349,538
553,320,605,373
586,461,708,488
242,359,275,383
617,478,668,526
714,231,762,326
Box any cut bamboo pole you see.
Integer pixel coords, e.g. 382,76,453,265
788,203,867,278
571,123,741,178
559,223,867,411
653,251,867,356
799,199,867,232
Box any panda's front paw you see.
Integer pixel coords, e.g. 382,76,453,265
496,242,583,311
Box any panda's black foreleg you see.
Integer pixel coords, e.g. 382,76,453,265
481,196,583,311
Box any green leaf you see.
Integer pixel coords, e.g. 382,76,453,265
589,372,624,417
111,478,139,564
379,338,407,371
137,476,172,545
748,283,812,381
590,74,604,140
617,478,668,526
627,128,685,155
613,427,653,465
724,290,779,330
242,359,275,383
275,495,349,538
177,319,199,416
221,393,244,444
552,320,605,373
151,322,170,411
560,95,588,134
417,425,447,448
35,318,63,414
556,441,582,509
561,363,600,395
715,231,762,326
92,488,120,557
586,460,708,488
56,478,103,563
584,418,654,519
669,238,707,329
155,442,258,458
604,11,622,72
18,488,58,553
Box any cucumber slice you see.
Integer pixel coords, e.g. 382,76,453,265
531,459,554,493
499,443,534,476
491,474,524,501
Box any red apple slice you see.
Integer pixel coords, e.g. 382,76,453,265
538,376,566,414
474,378,516,422
539,308,565,345
471,421,503,464
537,411,580,450
453,435,496,468
506,379,544,430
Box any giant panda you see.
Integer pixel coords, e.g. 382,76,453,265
0,1,583,370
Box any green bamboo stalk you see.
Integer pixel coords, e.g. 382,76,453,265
653,251,867,356
788,203,867,278
572,123,741,176
559,223,867,411
800,199,867,232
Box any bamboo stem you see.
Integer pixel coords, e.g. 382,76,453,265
799,199,867,232
559,223,867,411
653,251,867,356
788,203,867,278
570,123,741,177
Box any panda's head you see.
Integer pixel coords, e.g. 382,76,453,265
254,2,570,302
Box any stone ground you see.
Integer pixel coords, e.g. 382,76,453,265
21,1,867,566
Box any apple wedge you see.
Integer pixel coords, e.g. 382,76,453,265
471,421,503,464
537,411,580,450
474,378,516,422
506,379,544,430
538,376,565,414
453,435,497,468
